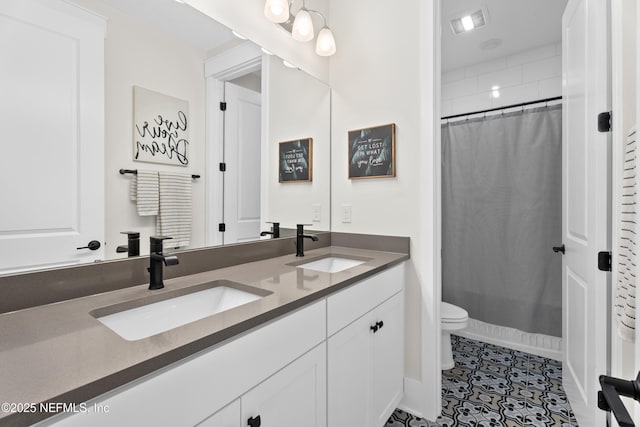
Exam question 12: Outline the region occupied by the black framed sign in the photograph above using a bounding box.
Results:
[348,123,396,179]
[279,138,313,182]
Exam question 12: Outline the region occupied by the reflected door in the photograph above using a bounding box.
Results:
[562,0,610,426]
[0,0,105,274]
[223,82,262,244]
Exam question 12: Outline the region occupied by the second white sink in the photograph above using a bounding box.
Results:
[93,282,269,341]
[295,256,367,273]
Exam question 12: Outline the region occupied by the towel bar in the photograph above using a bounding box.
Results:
[119,169,200,179]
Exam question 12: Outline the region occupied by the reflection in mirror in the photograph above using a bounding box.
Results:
[0,0,331,276]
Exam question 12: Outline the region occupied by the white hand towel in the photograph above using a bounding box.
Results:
[157,172,192,249]
[616,126,637,342]
[130,170,159,216]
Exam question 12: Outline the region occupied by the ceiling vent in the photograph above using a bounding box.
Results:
[450,9,487,35]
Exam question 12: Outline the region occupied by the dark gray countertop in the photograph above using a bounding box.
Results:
[0,245,408,426]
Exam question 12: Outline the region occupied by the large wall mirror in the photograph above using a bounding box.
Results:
[0,0,330,275]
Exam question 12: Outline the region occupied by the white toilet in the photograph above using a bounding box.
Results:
[441,301,469,370]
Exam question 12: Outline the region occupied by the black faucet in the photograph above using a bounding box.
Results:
[260,222,280,239]
[148,236,179,290]
[116,231,140,257]
[296,224,318,257]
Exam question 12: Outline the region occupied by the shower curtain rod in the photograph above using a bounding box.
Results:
[441,96,562,121]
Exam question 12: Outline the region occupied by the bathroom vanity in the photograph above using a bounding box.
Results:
[0,234,408,427]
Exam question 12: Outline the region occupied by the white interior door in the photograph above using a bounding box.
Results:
[562,0,611,426]
[223,82,262,244]
[0,0,105,274]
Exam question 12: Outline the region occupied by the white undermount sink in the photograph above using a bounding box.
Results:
[293,256,367,273]
[92,281,269,341]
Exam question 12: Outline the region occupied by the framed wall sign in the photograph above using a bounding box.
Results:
[279,138,313,182]
[133,86,190,166]
[348,123,396,179]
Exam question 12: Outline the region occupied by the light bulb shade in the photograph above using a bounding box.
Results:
[264,0,289,23]
[292,9,314,42]
[315,27,336,56]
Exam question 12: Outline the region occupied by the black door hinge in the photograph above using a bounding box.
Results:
[598,111,611,132]
[598,251,612,272]
[219,223,226,232]
[219,162,226,172]
[220,101,227,111]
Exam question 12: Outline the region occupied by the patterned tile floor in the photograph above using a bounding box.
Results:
[385,335,578,426]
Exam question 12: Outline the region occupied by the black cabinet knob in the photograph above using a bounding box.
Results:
[77,240,101,251]
[371,320,385,333]
[248,415,261,427]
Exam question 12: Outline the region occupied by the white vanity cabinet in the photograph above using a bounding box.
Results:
[327,264,405,427]
[199,343,326,427]
[198,400,240,427]
[240,343,326,427]
[38,262,405,427]
[41,301,326,427]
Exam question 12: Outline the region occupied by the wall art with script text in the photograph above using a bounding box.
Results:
[133,86,189,166]
[348,123,396,179]
[279,138,313,182]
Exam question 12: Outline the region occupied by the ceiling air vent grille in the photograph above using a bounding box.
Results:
[450,9,487,35]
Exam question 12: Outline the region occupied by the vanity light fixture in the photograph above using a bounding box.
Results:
[292,7,314,41]
[264,0,290,23]
[264,0,336,57]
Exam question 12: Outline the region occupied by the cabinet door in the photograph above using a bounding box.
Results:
[372,292,404,426]
[241,343,326,427]
[327,310,375,427]
[197,400,240,427]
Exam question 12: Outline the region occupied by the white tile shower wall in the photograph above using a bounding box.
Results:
[442,43,562,117]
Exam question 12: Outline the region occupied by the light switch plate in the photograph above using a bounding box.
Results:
[341,205,352,223]
[312,204,321,222]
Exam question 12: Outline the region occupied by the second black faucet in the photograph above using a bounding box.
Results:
[296,224,318,257]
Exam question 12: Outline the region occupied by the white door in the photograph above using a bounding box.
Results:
[0,0,105,274]
[562,1,611,426]
[223,82,262,244]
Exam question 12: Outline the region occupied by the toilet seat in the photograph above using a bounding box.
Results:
[441,301,468,322]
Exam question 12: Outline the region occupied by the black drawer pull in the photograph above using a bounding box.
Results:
[248,415,261,427]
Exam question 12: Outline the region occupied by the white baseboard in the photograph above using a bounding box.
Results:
[455,318,563,361]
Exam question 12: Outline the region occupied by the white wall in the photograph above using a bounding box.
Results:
[442,43,562,118]
[265,55,331,230]
[186,0,330,83]
[72,0,207,258]
[329,0,440,419]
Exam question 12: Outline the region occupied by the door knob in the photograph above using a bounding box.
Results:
[552,244,565,254]
[77,240,101,251]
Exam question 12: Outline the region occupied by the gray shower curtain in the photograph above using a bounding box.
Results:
[441,105,562,337]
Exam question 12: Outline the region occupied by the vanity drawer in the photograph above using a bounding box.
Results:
[327,263,404,336]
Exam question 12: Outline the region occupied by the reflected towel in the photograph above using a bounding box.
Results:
[616,126,637,342]
[157,172,192,249]
[130,170,159,216]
